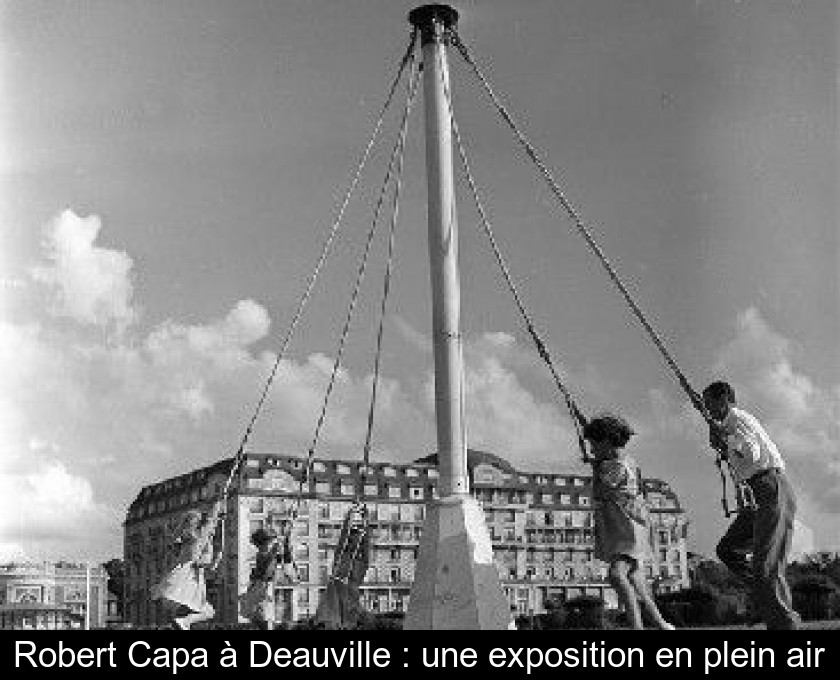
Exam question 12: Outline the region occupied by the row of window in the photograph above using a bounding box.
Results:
[247,458,593,489]
[474,489,591,508]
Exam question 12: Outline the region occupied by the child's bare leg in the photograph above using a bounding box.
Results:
[609,558,643,629]
[629,566,673,630]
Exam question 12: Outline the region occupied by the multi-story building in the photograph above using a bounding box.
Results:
[123,449,689,628]
[0,562,109,629]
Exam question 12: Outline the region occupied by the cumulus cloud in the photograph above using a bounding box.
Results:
[0,449,117,562]
[713,308,840,487]
[30,210,138,333]
[463,353,578,467]
[1,210,443,561]
[412,329,581,468]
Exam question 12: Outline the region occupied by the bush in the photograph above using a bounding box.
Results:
[564,596,608,629]
[792,576,840,621]
[656,586,745,627]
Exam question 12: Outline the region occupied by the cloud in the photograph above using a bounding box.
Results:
[412,330,581,469]
[641,307,840,552]
[1,210,443,562]
[30,210,138,333]
[713,308,840,498]
[392,315,432,353]
[463,352,578,467]
[0,449,117,562]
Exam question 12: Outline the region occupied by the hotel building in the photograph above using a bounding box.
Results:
[0,562,109,630]
[123,450,688,627]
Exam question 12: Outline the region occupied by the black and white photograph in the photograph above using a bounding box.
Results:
[1,0,837,635]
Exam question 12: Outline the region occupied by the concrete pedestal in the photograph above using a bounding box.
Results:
[404,494,513,630]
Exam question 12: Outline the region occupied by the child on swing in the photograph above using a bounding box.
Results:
[584,413,674,630]
[240,521,296,630]
[152,500,223,630]
[315,503,370,629]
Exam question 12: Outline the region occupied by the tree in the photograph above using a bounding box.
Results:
[103,558,125,616]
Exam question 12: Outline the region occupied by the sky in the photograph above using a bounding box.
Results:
[1,0,837,564]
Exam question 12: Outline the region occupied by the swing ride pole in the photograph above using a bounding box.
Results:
[405,4,511,631]
[414,3,468,498]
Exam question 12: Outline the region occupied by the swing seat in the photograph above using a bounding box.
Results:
[315,507,370,629]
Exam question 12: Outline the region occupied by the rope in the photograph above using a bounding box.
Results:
[297,50,422,510]
[451,30,709,423]
[207,28,418,539]
[451,30,755,512]
[358,62,418,501]
[434,28,588,460]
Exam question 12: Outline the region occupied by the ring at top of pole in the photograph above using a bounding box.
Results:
[408,4,459,44]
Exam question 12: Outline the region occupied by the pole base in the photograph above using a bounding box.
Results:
[404,494,513,630]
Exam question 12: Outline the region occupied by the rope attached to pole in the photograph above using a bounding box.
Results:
[434,28,588,461]
[359,60,418,500]
[298,48,422,512]
[451,30,751,512]
[210,28,419,550]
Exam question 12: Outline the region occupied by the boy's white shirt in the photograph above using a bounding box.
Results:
[721,406,785,483]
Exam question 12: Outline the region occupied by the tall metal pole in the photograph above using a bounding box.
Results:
[405,4,511,630]
[413,3,468,498]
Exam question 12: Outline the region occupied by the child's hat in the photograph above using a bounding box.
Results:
[583,412,635,445]
[251,526,277,546]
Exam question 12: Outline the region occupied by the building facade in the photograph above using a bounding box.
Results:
[0,562,109,630]
[123,450,689,627]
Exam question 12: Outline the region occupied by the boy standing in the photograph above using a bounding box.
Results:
[702,381,800,630]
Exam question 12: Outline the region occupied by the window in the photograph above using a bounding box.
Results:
[389,568,401,583]
[388,485,402,499]
[249,497,264,513]
[340,482,355,496]
[312,462,326,473]
[383,467,397,477]
[525,492,534,505]
[560,494,571,506]
[297,564,310,581]
[541,493,553,505]
[315,481,330,495]
[336,464,351,475]
[573,478,584,487]
[318,503,329,519]
[389,548,400,561]
[519,475,529,484]
[579,495,590,507]
[399,504,414,522]
[405,468,419,478]
[409,487,424,500]
[364,483,378,497]
[318,565,329,583]
[427,469,438,479]
[554,477,566,486]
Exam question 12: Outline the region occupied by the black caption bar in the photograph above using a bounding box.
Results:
[4,629,836,678]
